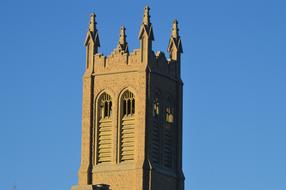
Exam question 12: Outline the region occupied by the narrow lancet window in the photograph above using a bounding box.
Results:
[166,107,174,123]
[152,95,161,165]
[119,90,135,162]
[96,92,112,164]
[153,97,160,118]
[163,97,175,169]
[122,90,135,117]
[100,93,112,119]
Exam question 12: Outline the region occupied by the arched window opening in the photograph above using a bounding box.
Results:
[96,92,113,164]
[166,107,174,123]
[153,97,160,118]
[122,90,135,117]
[151,93,161,166]
[100,93,112,119]
[119,90,135,162]
[163,97,175,169]
[165,97,174,124]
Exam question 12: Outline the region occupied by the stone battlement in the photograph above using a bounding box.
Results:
[84,6,182,80]
[92,49,141,75]
[73,6,184,190]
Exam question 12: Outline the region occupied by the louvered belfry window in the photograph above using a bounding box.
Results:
[163,97,174,169]
[152,97,161,165]
[97,92,112,164]
[119,90,135,162]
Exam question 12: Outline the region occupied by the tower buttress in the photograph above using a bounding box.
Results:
[138,6,154,64]
[78,13,101,187]
[168,20,183,77]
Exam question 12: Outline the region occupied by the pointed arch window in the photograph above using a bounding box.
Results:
[100,93,112,119]
[119,90,135,162]
[163,96,175,169]
[166,107,174,123]
[153,97,160,118]
[151,94,161,165]
[96,92,113,164]
[122,90,135,117]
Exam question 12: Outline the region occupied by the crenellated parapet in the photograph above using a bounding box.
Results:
[75,6,185,190]
[85,6,183,80]
[92,48,143,74]
[151,52,176,79]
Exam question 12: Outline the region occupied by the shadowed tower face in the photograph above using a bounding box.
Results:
[71,6,184,190]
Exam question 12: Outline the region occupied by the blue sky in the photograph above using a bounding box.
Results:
[0,0,286,190]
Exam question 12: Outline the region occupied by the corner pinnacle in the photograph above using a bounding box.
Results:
[117,26,128,53]
[119,26,127,45]
[85,12,100,48]
[89,13,96,33]
[168,19,183,54]
[172,19,179,38]
[143,5,151,25]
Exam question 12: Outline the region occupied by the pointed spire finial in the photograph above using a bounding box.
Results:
[138,5,154,40]
[117,26,128,53]
[172,19,179,38]
[119,26,126,45]
[143,5,151,25]
[168,19,183,56]
[138,5,154,63]
[89,13,96,33]
[85,12,100,48]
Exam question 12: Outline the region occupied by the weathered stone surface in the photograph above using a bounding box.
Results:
[71,6,184,190]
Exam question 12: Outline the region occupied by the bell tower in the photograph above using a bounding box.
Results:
[71,6,184,190]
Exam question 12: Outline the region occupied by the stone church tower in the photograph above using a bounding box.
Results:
[71,6,184,190]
